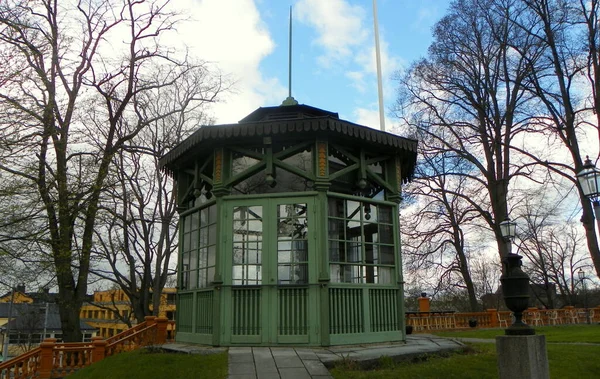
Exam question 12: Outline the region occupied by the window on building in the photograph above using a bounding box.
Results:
[180,203,217,289]
[328,197,395,284]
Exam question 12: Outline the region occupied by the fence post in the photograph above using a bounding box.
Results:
[155,317,169,345]
[91,337,107,363]
[144,315,157,326]
[487,309,498,327]
[38,338,57,379]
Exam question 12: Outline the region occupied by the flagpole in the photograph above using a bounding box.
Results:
[373,0,386,131]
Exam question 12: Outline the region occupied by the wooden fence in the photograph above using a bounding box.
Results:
[0,316,172,379]
[406,306,600,332]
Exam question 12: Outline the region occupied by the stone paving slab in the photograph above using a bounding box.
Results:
[163,334,466,379]
[274,356,304,368]
[279,367,312,379]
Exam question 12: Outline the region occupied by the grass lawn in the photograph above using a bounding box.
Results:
[330,343,600,379]
[433,324,600,343]
[331,325,600,379]
[68,349,228,379]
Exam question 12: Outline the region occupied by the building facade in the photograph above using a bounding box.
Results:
[80,288,176,338]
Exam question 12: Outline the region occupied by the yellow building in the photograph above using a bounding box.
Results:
[80,288,176,338]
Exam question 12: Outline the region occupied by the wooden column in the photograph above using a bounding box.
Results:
[38,338,57,379]
[91,337,107,363]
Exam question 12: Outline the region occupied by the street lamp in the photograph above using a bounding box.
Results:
[578,268,590,324]
[576,156,600,223]
[498,217,534,335]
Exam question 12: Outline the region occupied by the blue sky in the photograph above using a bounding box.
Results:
[175,0,452,128]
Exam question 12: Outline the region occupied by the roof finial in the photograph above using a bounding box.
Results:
[282,5,298,106]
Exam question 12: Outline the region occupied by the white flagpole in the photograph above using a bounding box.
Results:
[373,0,386,131]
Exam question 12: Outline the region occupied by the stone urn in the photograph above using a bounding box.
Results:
[500,253,535,335]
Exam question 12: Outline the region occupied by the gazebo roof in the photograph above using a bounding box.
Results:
[159,104,417,181]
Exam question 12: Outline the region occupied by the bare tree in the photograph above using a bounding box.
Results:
[518,201,592,307]
[401,152,484,311]
[0,0,222,341]
[396,0,542,266]
[91,67,220,322]
[506,0,600,277]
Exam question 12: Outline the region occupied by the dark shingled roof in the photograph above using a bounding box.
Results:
[0,303,96,332]
[159,104,417,181]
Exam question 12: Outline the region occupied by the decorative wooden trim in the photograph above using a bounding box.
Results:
[214,148,223,184]
[317,142,327,177]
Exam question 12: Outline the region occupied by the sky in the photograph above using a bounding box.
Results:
[174,0,452,129]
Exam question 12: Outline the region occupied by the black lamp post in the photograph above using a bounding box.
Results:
[576,156,600,228]
[578,268,590,324]
[499,218,535,335]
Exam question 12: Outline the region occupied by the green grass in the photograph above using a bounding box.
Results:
[330,343,600,379]
[68,349,228,379]
[331,325,600,378]
[433,324,600,343]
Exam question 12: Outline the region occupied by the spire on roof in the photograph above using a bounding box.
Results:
[281,6,298,106]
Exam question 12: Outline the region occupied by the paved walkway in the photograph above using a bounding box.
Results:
[162,334,464,379]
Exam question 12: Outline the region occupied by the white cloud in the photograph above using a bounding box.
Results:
[353,107,396,132]
[296,0,404,110]
[296,0,368,67]
[171,0,286,124]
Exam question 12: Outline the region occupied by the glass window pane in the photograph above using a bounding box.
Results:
[377,267,393,284]
[327,198,344,217]
[189,251,198,270]
[208,225,217,245]
[328,219,345,240]
[278,250,291,263]
[183,234,191,251]
[379,245,395,264]
[189,270,198,289]
[184,215,192,233]
[191,212,199,230]
[233,244,244,264]
[378,205,392,224]
[330,264,341,283]
[198,269,206,288]
[346,200,361,220]
[207,245,216,266]
[292,241,308,261]
[329,241,341,262]
[379,225,393,244]
[347,242,362,262]
[208,204,217,222]
[198,248,207,267]
[200,228,209,245]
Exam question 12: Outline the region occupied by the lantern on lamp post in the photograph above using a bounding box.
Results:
[577,156,600,232]
[499,218,535,335]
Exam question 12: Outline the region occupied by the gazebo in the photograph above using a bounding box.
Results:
[159,103,417,346]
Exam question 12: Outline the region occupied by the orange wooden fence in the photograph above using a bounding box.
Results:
[406,306,600,332]
[0,316,172,379]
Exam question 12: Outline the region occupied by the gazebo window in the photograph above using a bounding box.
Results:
[328,197,395,284]
[180,203,217,290]
[277,203,308,285]
[232,205,263,285]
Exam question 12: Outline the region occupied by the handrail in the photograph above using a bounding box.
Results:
[0,316,170,379]
[0,347,42,379]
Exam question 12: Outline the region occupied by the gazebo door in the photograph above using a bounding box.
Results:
[225,198,316,345]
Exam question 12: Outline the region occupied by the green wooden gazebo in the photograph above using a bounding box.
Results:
[159,103,417,346]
